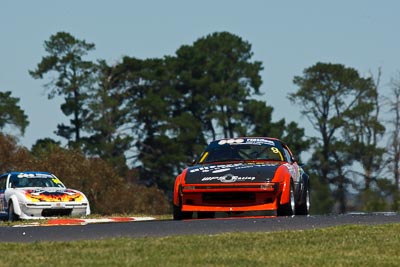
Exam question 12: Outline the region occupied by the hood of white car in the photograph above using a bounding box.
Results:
[14,188,86,202]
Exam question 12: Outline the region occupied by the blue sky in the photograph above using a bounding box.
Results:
[1,1,399,148]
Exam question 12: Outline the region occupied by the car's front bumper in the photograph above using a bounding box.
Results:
[18,201,90,219]
[180,182,282,212]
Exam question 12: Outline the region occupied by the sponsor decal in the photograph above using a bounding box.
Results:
[190,162,279,174]
[17,173,53,179]
[212,168,231,173]
[190,163,243,173]
[284,163,299,181]
[17,173,53,178]
[201,174,256,183]
[234,162,279,170]
[245,138,275,146]
[217,138,275,146]
[218,139,245,145]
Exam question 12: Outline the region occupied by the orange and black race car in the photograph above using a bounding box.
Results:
[173,137,310,219]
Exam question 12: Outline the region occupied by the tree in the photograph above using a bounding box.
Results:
[129,57,185,190]
[241,99,310,159]
[29,32,96,148]
[343,69,385,192]
[81,60,134,176]
[308,173,335,214]
[127,32,310,190]
[0,91,29,135]
[386,72,400,210]
[174,32,263,140]
[240,99,283,137]
[289,62,381,213]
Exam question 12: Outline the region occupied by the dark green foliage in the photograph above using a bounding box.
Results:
[29,32,96,147]
[241,100,310,159]
[240,99,281,136]
[0,91,29,135]
[81,60,133,176]
[281,121,312,159]
[308,173,335,214]
[30,138,62,156]
[128,32,310,190]
[290,62,385,213]
[353,174,398,212]
[174,32,263,140]
[386,74,400,196]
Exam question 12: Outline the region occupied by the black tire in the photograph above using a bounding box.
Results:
[296,181,310,215]
[277,179,295,216]
[197,212,215,219]
[173,203,193,220]
[7,201,19,222]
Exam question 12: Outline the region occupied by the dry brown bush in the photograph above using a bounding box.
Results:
[0,134,171,215]
[0,134,34,172]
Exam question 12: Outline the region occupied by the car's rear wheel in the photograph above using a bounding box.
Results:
[277,179,295,216]
[8,201,19,221]
[296,181,310,215]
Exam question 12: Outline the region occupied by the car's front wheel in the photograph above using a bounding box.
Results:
[277,179,295,216]
[7,201,19,221]
[173,203,192,220]
[197,212,215,219]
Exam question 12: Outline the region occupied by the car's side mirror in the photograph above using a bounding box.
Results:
[188,159,196,166]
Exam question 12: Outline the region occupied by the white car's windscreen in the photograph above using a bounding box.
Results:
[9,177,65,188]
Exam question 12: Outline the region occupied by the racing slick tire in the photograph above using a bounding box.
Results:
[173,204,193,220]
[7,201,19,222]
[277,179,295,216]
[296,181,310,215]
[197,212,215,219]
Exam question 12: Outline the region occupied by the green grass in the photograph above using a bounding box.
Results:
[1,223,400,266]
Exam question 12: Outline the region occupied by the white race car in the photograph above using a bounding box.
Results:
[0,171,90,221]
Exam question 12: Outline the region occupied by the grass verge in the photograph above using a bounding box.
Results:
[1,223,399,266]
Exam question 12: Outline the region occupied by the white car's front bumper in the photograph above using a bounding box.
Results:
[18,201,90,219]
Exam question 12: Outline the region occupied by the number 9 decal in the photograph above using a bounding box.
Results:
[271,147,283,161]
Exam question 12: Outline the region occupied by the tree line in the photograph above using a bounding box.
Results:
[1,31,400,214]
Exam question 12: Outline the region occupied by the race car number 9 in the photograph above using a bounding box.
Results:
[199,152,209,163]
[271,147,283,161]
[52,178,62,184]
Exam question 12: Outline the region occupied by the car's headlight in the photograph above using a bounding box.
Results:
[184,186,196,190]
[260,183,278,190]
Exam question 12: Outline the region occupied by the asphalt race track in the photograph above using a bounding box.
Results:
[1,213,400,243]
